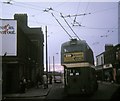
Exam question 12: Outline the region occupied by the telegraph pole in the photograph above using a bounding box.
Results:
[45,26,48,88]
[49,56,50,72]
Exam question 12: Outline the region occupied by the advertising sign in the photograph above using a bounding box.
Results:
[63,52,84,63]
[0,19,17,56]
[0,61,2,101]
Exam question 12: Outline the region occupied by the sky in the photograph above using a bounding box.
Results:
[0,0,120,72]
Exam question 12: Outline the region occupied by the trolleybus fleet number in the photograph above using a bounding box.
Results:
[63,52,84,62]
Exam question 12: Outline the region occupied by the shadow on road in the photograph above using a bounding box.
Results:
[110,86,120,101]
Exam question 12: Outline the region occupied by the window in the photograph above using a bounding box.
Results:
[68,69,80,76]
[76,73,79,75]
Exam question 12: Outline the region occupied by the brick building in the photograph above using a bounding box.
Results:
[2,14,44,93]
[96,44,120,83]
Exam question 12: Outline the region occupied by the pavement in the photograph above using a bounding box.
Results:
[98,80,120,87]
[2,84,52,100]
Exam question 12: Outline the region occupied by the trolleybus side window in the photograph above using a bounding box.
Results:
[63,45,83,53]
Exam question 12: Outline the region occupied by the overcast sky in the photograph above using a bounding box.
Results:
[0,0,120,71]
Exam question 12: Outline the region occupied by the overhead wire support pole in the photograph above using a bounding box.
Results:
[51,13,73,39]
[45,26,48,88]
[53,56,55,82]
[60,13,81,40]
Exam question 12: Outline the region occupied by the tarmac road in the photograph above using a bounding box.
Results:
[46,81,120,100]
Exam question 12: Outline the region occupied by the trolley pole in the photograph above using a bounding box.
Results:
[45,26,48,88]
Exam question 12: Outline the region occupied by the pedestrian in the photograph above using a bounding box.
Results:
[19,76,27,93]
[36,73,40,88]
[43,74,48,89]
[19,79,24,93]
[49,75,52,84]
[39,76,43,88]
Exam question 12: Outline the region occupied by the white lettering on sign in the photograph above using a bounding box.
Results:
[64,52,84,62]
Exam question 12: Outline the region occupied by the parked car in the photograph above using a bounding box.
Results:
[54,75,62,83]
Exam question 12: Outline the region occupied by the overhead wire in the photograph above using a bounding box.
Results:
[43,5,83,40]
[100,25,118,38]
[60,13,81,40]
[12,2,43,12]
[1,1,118,32]
[72,1,84,26]
[91,6,117,15]
[2,1,118,46]
[2,1,118,47]
[43,4,117,41]
[51,13,73,39]
[58,3,117,29]
[2,1,117,17]
[79,1,90,25]
[92,24,117,45]
[72,2,82,26]
[12,0,45,10]
[84,26,118,30]
[43,7,81,40]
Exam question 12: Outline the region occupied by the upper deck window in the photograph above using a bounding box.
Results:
[63,45,83,53]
